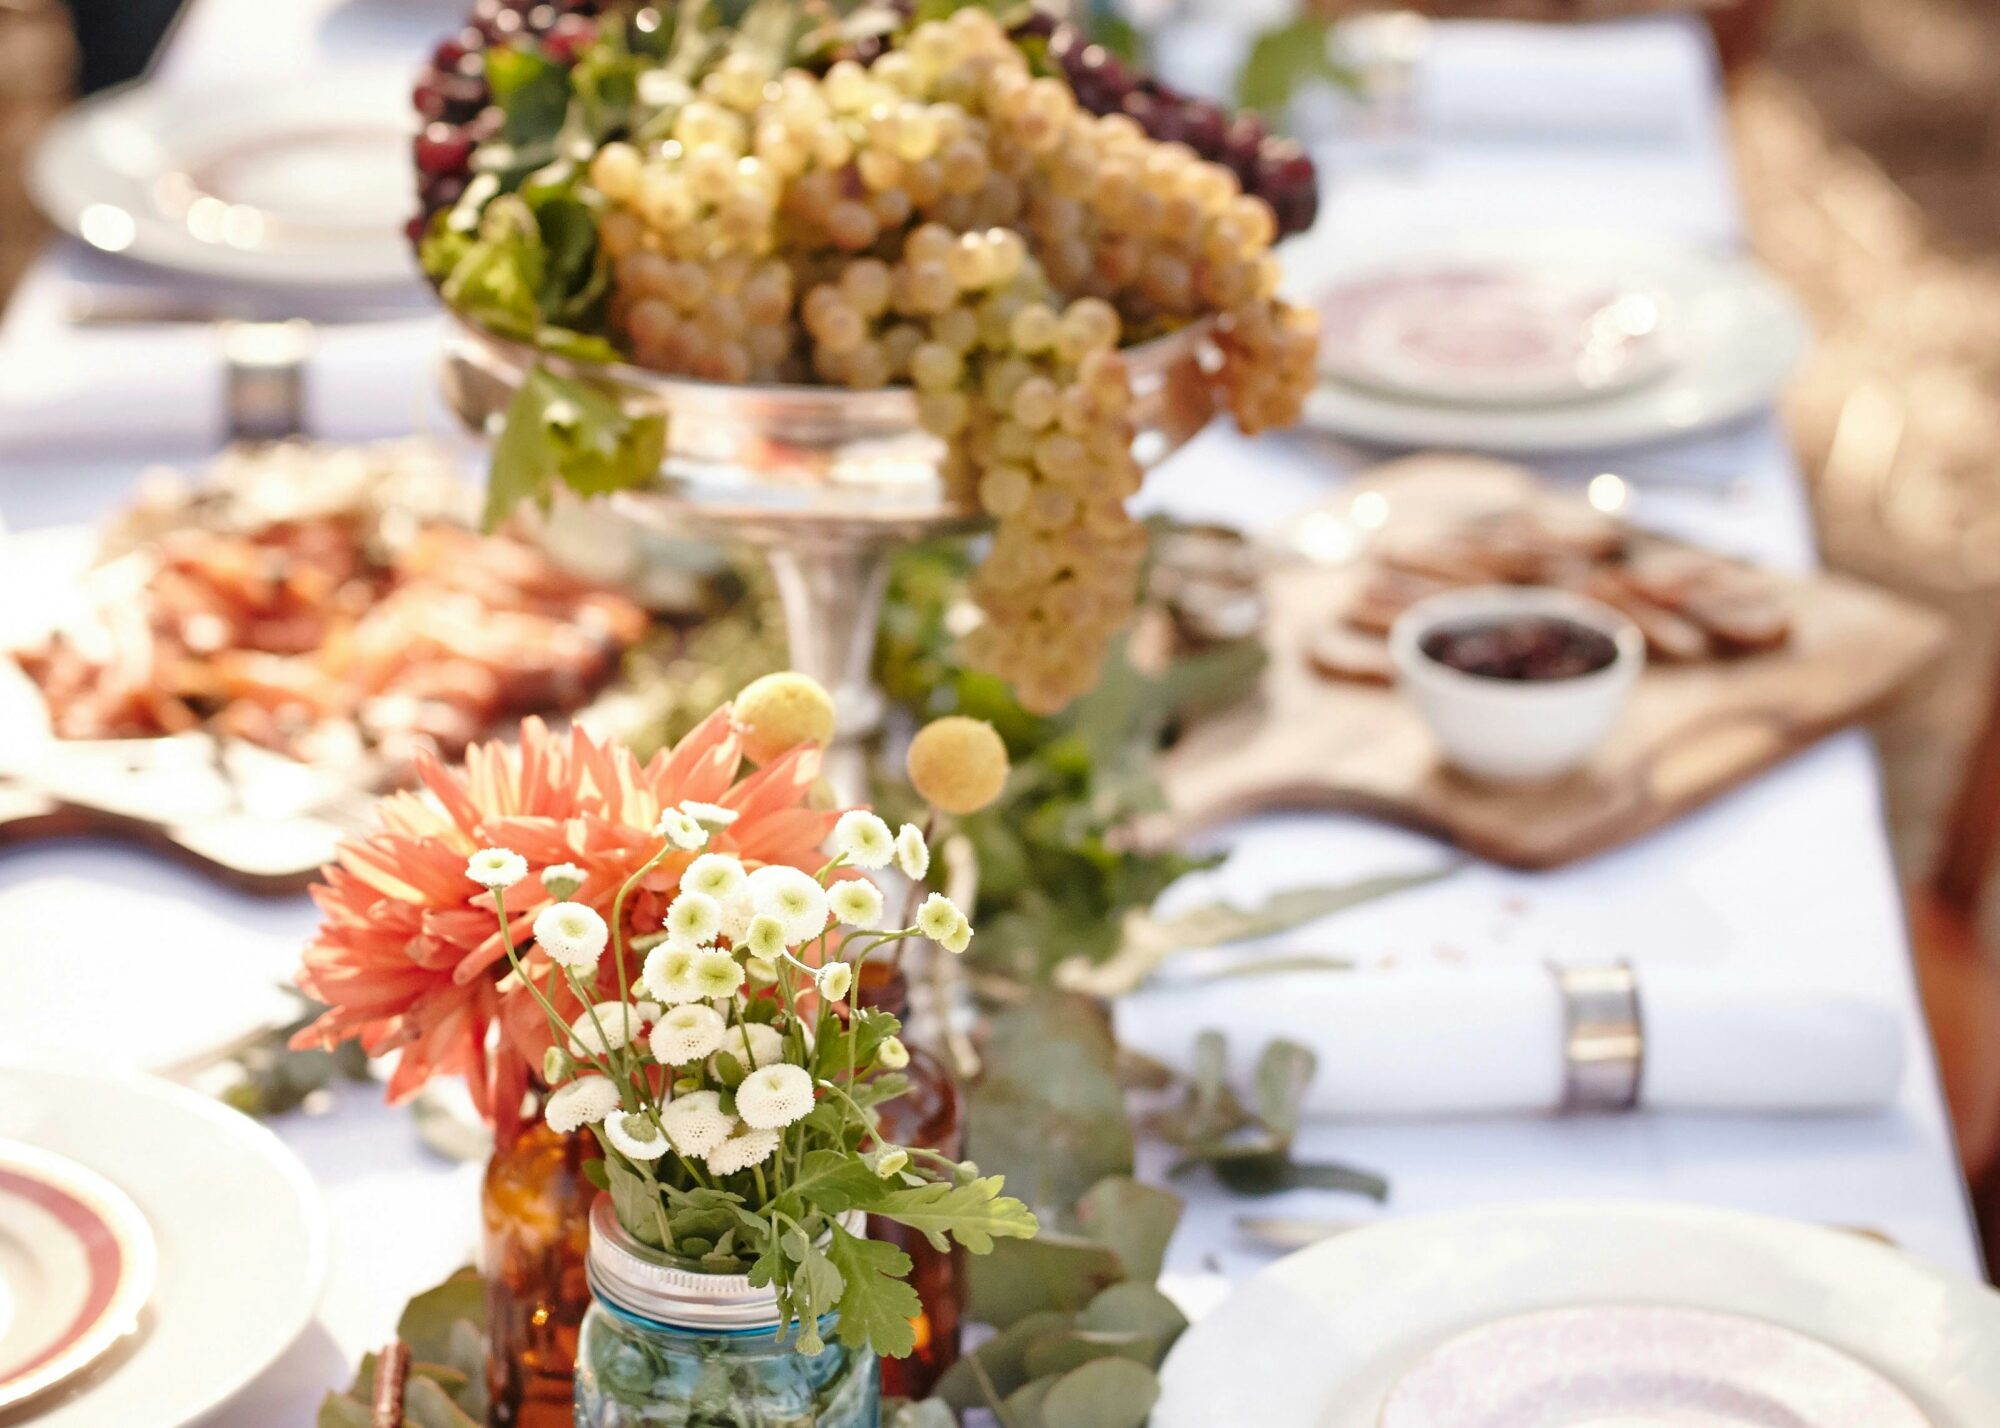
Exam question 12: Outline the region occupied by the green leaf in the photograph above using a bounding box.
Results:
[1074,1177,1181,1283]
[1253,1039,1317,1140]
[870,1175,1039,1254]
[485,44,572,147]
[885,1399,959,1428]
[779,1149,891,1219]
[934,1310,1074,1410]
[968,1233,1124,1329]
[967,997,1133,1208]
[1236,16,1352,119]
[605,1156,666,1247]
[582,1157,610,1191]
[403,1373,484,1428]
[1019,1327,1155,1381]
[1077,1283,1188,1369]
[826,1222,920,1359]
[396,1266,485,1362]
[484,365,666,530]
[315,1393,371,1428]
[1040,1357,1159,1428]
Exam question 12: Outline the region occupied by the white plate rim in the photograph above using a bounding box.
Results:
[26,68,419,290]
[0,1063,330,1427]
[1293,230,1812,453]
[1155,1197,2000,1428]
[0,1141,158,1410]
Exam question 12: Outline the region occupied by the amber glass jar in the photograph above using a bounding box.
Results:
[483,1106,594,1428]
[856,962,965,1399]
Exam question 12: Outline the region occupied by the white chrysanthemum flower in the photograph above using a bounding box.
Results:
[650,1004,726,1064]
[655,808,708,851]
[684,853,747,901]
[737,1062,817,1130]
[664,891,722,947]
[659,1090,733,1157]
[719,885,757,944]
[828,880,884,929]
[689,948,745,1000]
[634,999,662,1021]
[748,865,829,945]
[540,862,587,899]
[714,1022,786,1074]
[743,913,789,962]
[680,800,740,829]
[603,1110,669,1162]
[466,847,528,890]
[568,1001,646,1056]
[706,1127,781,1177]
[877,1035,910,1070]
[815,961,853,1003]
[874,1147,910,1178]
[916,892,964,942]
[894,824,929,880]
[640,943,701,1004]
[834,810,895,869]
[534,901,609,972]
[545,1076,619,1133]
[745,954,779,985]
[940,916,972,955]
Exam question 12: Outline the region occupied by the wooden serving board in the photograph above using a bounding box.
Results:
[1150,457,1949,870]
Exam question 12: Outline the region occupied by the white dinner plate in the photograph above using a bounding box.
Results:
[28,68,419,289]
[1296,232,1810,453]
[0,1143,155,1412]
[0,1066,327,1426]
[1155,1199,2000,1428]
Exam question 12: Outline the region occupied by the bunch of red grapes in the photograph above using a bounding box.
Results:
[409,0,605,239]
[1031,16,1317,238]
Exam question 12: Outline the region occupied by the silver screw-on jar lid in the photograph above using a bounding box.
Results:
[586,1195,864,1332]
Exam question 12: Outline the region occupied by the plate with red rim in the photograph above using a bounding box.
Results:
[0,1065,327,1427]
[0,1142,156,1412]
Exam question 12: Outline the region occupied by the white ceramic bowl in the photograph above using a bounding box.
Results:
[1389,586,1644,783]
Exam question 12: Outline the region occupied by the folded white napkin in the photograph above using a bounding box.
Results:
[1113,964,1906,1118]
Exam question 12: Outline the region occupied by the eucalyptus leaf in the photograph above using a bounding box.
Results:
[315,1393,372,1428]
[934,1309,1074,1410]
[1074,1177,1181,1283]
[1253,1039,1317,1139]
[403,1373,484,1428]
[1020,1326,1156,1381]
[968,1233,1126,1329]
[1039,1357,1160,1428]
[1076,1282,1189,1367]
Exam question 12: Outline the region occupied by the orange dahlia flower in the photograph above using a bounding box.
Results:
[291,708,839,1138]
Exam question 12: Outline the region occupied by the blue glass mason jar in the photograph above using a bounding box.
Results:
[575,1198,880,1427]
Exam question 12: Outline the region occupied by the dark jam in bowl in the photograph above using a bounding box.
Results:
[1420,615,1619,682]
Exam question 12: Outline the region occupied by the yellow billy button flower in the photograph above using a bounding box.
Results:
[732,672,836,765]
[905,716,1009,815]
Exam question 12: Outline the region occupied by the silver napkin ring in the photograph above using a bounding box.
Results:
[1555,962,1643,1111]
[222,320,314,443]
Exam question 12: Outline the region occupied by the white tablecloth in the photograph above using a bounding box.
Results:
[0,6,1980,1423]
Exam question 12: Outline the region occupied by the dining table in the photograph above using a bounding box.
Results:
[0,0,1983,1421]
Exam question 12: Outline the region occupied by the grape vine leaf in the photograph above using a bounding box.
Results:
[826,1221,920,1358]
[484,365,666,530]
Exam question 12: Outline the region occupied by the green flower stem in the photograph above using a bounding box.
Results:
[489,887,612,1084]
[608,838,675,1017]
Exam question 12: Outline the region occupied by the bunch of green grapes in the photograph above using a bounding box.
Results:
[583,10,1315,713]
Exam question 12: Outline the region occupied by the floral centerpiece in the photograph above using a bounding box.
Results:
[293,673,1034,1424]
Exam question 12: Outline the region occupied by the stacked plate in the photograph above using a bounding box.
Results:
[1300,231,1811,453]
[0,1066,326,1425]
